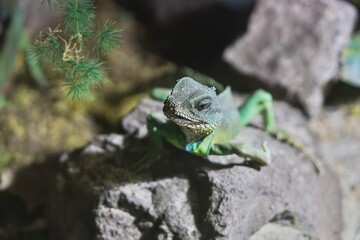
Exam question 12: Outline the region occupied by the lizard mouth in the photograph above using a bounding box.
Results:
[163,104,200,125]
[163,104,217,135]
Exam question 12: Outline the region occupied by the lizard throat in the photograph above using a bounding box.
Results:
[163,106,220,141]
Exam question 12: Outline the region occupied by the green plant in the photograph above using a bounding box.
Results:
[341,32,360,87]
[0,151,13,171]
[27,0,122,100]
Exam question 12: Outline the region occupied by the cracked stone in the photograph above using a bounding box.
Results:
[50,98,342,240]
[224,0,357,116]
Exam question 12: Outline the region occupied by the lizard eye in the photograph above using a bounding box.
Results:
[196,102,211,111]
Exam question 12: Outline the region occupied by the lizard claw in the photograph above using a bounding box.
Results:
[261,141,272,165]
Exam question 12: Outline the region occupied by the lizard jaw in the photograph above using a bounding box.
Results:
[163,106,201,125]
[163,105,218,135]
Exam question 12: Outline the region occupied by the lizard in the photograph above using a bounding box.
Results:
[140,77,322,173]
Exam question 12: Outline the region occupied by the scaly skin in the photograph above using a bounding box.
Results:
[144,77,322,173]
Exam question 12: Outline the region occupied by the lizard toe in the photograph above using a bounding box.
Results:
[261,141,272,164]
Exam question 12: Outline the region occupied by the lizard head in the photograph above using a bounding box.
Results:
[163,77,223,139]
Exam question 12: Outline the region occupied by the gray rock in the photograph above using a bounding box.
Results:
[249,222,312,240]
[198,131,338,239]
[311,108,360,240]
[93,178,199,240]
[122,99,163,138]
[224,0,357,117]
[50,98,342,240]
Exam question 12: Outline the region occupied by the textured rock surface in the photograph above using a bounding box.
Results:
[249,223,312,240]
[224,0,357,116]
[50,98,342,240]
[311,107,360,240]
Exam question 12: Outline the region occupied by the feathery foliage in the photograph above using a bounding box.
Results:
[62,0,95,33]
[95,20,122,56]
[28,0,122,100]
[27,43,49,66]
[40,0,58,8]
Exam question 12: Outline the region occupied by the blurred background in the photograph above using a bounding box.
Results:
[0,0,360,239]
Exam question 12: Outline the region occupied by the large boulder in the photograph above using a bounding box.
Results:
[311,107,360,240]
[224,0,357,116]
[50,98,342,240]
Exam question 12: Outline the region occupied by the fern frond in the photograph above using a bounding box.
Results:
[64,81,94,100]
[47,35,63,63]
[95,20,122,56]
[53,63,72,79]
[26,43,49,66]
[62,0,95,33]
[80,59,108,83]
[60,60,108,100]
[31,0,121,100]
[40,0,58,8]
[78,26,94,48]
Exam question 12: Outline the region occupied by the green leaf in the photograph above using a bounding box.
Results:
[79,59,108,83]
[95,20,122,56]
[62,0,96,33]
[78,26,95,48]
[341,32,360,87]
[53,63,72,80]
[343,33,360,58]
[0,95,6,109]
[47,35,63,63]
[40,0,58,8]
[0,151,13,170]
[60,59,108,100]
[30,0,119,100]
[64,81,95,100]
[26,43,49,66]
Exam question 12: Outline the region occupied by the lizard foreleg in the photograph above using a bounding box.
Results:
[238,90,322,173]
